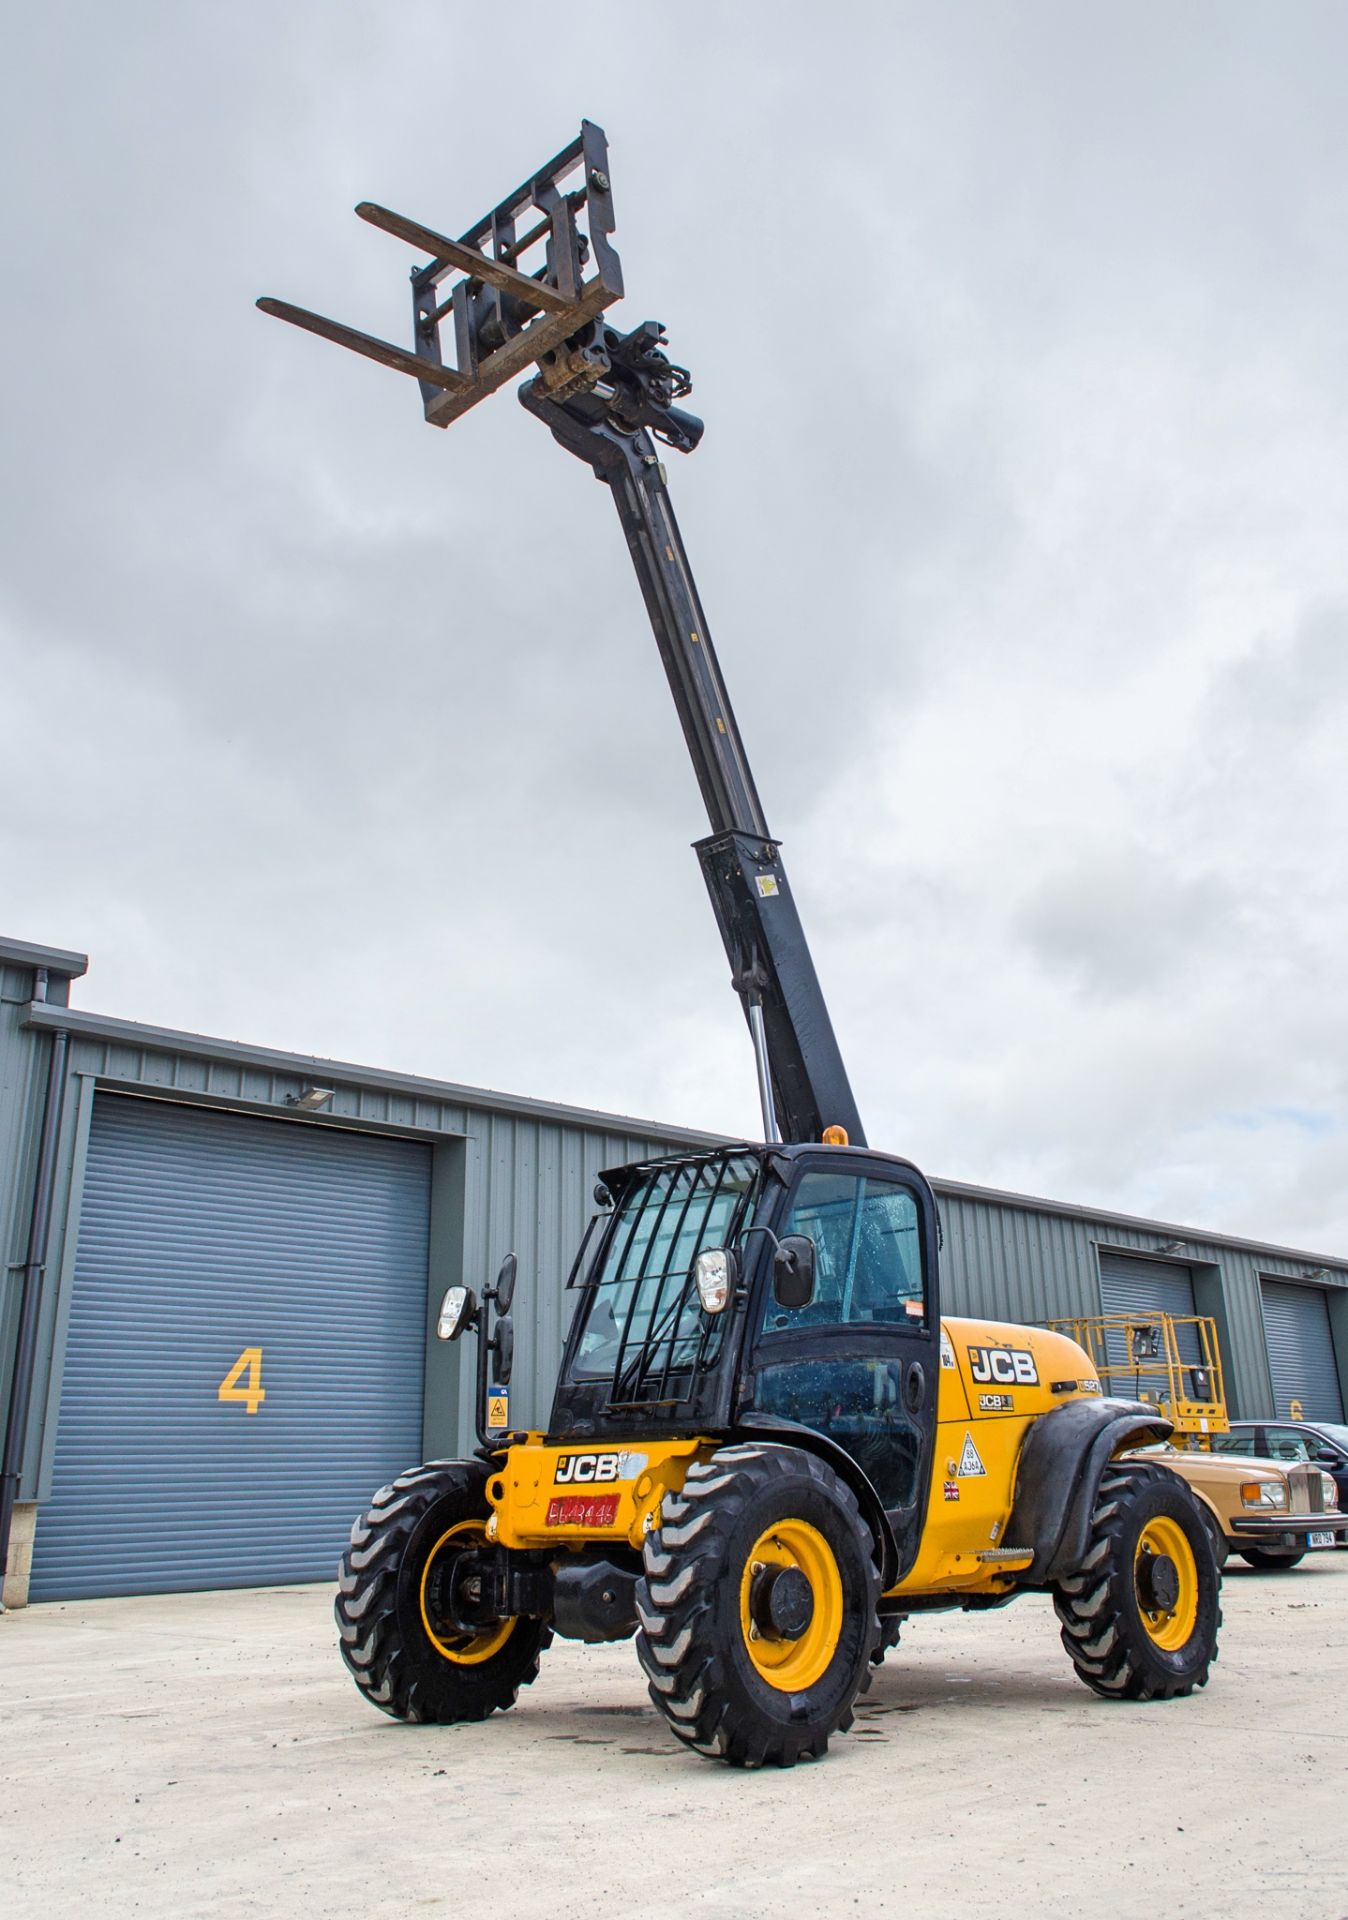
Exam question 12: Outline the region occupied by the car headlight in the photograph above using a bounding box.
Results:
[1240,1480,1288,1509]
[1321,1471,1340,1511]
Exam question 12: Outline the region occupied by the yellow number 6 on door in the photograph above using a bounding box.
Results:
[218,1347,265,1415]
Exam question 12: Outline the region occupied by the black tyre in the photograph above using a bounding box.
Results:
[1053,1461,1221,1701]
[871,1614,905,1666]
[1237,1547,1305,1571]
[635,1444,880,1767]
[336,1461,550,1723]
[1196,1503,1230,1574]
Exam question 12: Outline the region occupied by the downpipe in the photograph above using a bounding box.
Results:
[0,1027,69,1606]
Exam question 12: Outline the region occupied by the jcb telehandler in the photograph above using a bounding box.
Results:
[260,122,1221,1766]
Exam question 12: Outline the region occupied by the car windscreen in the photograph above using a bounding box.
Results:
[572,1152,761,1386]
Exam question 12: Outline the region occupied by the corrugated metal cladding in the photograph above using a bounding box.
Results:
[29,1095,431,1600]
[1260,1281,1345,1422]
[1098,1253,1201,1365]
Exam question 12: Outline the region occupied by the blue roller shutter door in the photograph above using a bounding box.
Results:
[1260,1280,1345,1422]
[1097,1253,1201,1370]
[1098,1251,1205,1405]
[30,1095,431,1600]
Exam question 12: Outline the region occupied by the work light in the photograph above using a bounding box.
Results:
[694,1248,735,1314]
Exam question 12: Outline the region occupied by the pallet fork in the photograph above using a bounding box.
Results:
[259,121,623,430]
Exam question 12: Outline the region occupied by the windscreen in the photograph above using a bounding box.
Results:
[573,1152,761,1399]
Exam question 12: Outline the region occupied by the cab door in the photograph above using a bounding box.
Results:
[738,1157,939,1578]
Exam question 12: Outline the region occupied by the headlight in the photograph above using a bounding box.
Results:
[1321,1472,1340,1511]
[1240,1480,1288,1509]
[693,1247,736,1314]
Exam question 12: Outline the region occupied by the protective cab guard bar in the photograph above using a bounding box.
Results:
[257,120,623,428]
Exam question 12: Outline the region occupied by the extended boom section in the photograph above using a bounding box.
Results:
[519,336,865,1147]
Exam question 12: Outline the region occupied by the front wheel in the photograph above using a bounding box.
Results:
[1053,1461,1221,1701]
[336,1461,550,1722]
[635,1445,880,1767]
[1237,1547,1304,1571]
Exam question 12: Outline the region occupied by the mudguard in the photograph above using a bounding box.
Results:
[1008,1398,1173,1585]
[732,1414,901,1589]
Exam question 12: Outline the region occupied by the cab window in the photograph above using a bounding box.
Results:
[1208,1431,1257,1456]
[762,1171,924,1334]
[1264,1427,1313,1463]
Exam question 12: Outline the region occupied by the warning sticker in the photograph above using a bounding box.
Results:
[958,1432,987,1478]
[755,875,780,898]
[487,1389,510,1430]
[939,1330,957,1370]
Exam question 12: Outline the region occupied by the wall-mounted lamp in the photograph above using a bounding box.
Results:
[287,1085,336,1112]
[1157,1239,1187,1256]
[1301,1266,1329,1282]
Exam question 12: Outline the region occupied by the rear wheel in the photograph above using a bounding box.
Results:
[336,1461,550,1722]
[1053,1461,1221,1700]
[1237,1547,1305,1571]
[635,1445,880,1767]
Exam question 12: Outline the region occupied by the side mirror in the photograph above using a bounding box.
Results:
[693,1247,737,1314]
[495,1251,518,1315]
[773,1235,816,1311]
[1312,1445,1343,1467]
[436,1284,477,1342]
[491,1314,514,1385]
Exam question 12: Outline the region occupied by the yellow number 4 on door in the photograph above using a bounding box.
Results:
[218,1346,266,1415]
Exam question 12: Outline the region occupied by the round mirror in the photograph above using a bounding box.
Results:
[494,1251,518,1315]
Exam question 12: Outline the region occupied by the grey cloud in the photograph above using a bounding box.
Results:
[1014,850,1240,998]
[5,1,1348,1244]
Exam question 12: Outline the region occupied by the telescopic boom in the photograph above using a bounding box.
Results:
[258,120,865,1148]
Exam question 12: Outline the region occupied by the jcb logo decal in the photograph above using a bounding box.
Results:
[968,1346,1039,1387]
[555,1452,622,1485]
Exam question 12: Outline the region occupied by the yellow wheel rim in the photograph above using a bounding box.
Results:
[738,1518,844,1693]
[1134,1515,1199,1651]
[419,1519,516,1665]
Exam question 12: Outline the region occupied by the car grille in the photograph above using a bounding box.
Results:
[1286,1464,1325,1515]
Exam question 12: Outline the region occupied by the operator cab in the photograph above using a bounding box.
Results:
[551,1141,941,1577]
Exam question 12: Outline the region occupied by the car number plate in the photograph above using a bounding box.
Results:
[1307,1530,1336,1549]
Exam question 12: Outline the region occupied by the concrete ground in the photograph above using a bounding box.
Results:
[2,1557,1345,1920]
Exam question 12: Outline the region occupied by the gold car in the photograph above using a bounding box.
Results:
[1128,1442,1348,1570]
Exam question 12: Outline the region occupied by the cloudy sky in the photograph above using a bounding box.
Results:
[4,4,1347,1250]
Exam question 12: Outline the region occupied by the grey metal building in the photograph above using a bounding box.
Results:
[3,932,1346,1605]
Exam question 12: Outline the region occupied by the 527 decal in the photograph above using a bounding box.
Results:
[218,1346,266,1415]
